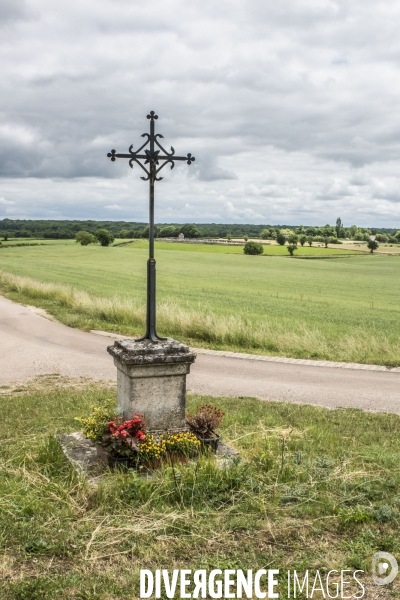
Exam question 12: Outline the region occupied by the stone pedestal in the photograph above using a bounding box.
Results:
[107,338,196,430]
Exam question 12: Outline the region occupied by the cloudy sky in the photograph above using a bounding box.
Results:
[1,0,400,227]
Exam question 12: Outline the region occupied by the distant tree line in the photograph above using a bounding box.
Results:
[260,223,400,244]
[0,218,399,243]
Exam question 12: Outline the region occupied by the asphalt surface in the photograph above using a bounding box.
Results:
[0,294,399,413]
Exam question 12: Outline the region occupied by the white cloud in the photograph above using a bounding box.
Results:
[0,0,400,226]
[0,197,16,205]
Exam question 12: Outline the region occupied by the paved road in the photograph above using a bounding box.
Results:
[0,295,399,413]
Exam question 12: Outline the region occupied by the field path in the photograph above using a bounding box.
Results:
[1,294,399,413]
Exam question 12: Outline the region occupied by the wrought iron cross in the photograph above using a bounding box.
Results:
[107,111,195,342]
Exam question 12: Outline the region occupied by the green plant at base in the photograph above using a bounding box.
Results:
[75,399,116,443]
[287,244,297,256]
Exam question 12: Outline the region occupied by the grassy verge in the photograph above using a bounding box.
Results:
[1,265,399,366]
[1,380,400,598]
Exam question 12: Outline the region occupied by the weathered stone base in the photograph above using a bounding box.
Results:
[107,338,196,430]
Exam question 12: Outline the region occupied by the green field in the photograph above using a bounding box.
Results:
[0,242,399,365]
[2,380,400,598]
[129,240,364,255]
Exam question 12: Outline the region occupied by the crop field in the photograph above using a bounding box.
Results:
[1,380,400,598]
[0,242,399,365]
[0,238,76,246]
[129,240,364,256]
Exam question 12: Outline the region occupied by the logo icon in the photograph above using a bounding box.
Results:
[372,552,398,585]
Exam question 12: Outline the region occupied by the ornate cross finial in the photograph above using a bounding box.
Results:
[107,111,195,181]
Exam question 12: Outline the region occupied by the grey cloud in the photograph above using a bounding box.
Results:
[197,166,238,182]
[0,0,400,226]
[0,0,30,25]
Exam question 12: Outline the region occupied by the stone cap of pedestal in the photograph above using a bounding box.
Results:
[107,337,196,366]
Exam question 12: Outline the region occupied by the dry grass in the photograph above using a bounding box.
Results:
[1,269,399,366]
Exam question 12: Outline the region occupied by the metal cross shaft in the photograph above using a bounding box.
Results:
[107,111,195,342]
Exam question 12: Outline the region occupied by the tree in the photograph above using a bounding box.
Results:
[335,218,342,238]
[227,233,232,241]
[288,233,298,245]
[348,225,358,239]
[299,235,307,247]
[287,244,297,256]
[323,236,329,248]
[244,235,249,242]
[306,236,313,247]
[95,228,115,246]
[322,225,335,238]
[375,233,388,243]
[159,225,177,238]
[141,225,160,238]
[180,224,201,238]
[243,241,264,255]
[75,230,97,246]
[367,240,379,253]
[119,228,133,239]
[260,228,270,239]
[395,230,400,241]
[276,232,286,246]
[2,232,8,241]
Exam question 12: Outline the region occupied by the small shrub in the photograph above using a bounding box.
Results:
[243,241,263,255]
[186,404,225,438]
[95,228,115,247]
[75,231,97,246]
[276,233,286,246]
[287,244,297,256]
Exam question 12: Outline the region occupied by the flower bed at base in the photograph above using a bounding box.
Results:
[74,400,225,471]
